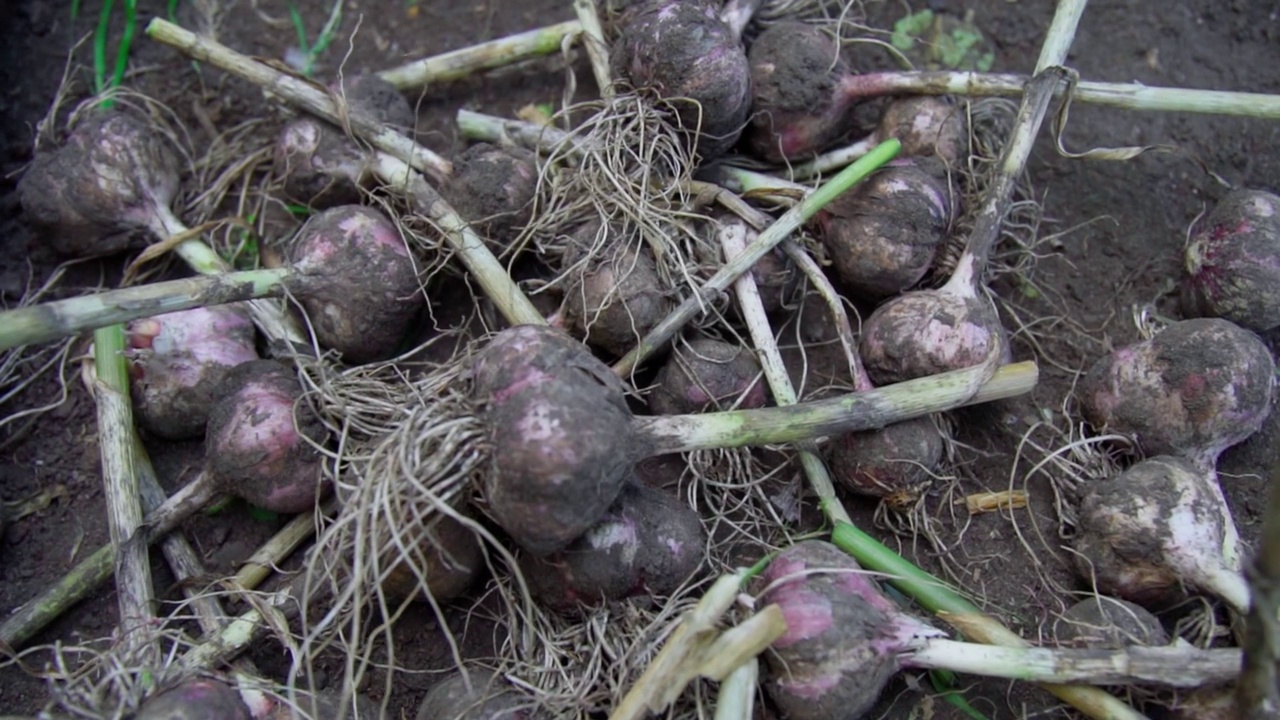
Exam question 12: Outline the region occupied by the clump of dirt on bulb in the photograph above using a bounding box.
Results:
[443,142,539,254]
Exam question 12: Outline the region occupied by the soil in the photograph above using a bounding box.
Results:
[1,1,1279,719]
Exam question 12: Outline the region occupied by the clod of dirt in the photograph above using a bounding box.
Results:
[415,669,543,720]
[649,337,768,414]
[519,481,706,614]
[472,325,636,555]
[1079,318,1275,464]
[443,142,538,253]
[134,677,251,720]
[1072,455,1247,613]
[274,74,415,207]
[379,510,485,605]
[205,360,329,514]
[756,540,944,720]
[330,74,416,129]
[1052,596,1169,649]
[1182,188,1280,333]
[127,305,259,440]
[824,415,943,503]
[744,22,856,163]
[611,0,753,160]
[816,161,954,301]
[19,109,179,257]
[559,223,676,357]
[286,205,425,365]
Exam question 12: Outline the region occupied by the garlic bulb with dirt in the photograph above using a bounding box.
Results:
[558,221,676,358]
[519,481,706,614]
[1181,188,1280,333]
[649,337,768,414]
[286,205,425,365]
[274,74,415,207]
[19,109,181,257]
[611,0,754,160]
[1078,317,1275,465]
[205,360,329,514]
[757,540,945,720]
[1072,455,1249,614]
[816,160,954,301]
[744,21,860,163]
[1052,596,1169,649]
[442,142,539,253]
[127,304,259,440]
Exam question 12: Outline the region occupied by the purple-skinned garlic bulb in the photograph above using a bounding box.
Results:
[757,540,944,720]
[1181,188,1280,333]
[127,304,259,440]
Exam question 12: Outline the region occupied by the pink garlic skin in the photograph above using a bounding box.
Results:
[759,540,944,720]
[1079,318,1275,463]
[520,481,706,614]
[19,110,180,257]
[858,291,1009,386]
[127,305,259,440]
[471,324,628,408]
[134,678,251,720]
[1182,189,1280,333]
[205,361,328,514]
[287,205,425,364]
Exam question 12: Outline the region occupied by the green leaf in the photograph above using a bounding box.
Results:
[930,670,990,719]
[891,9,934,51]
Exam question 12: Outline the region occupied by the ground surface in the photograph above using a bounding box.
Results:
[1,0,1278,718]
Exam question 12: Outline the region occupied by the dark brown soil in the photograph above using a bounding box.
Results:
[2,1,1279,719]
